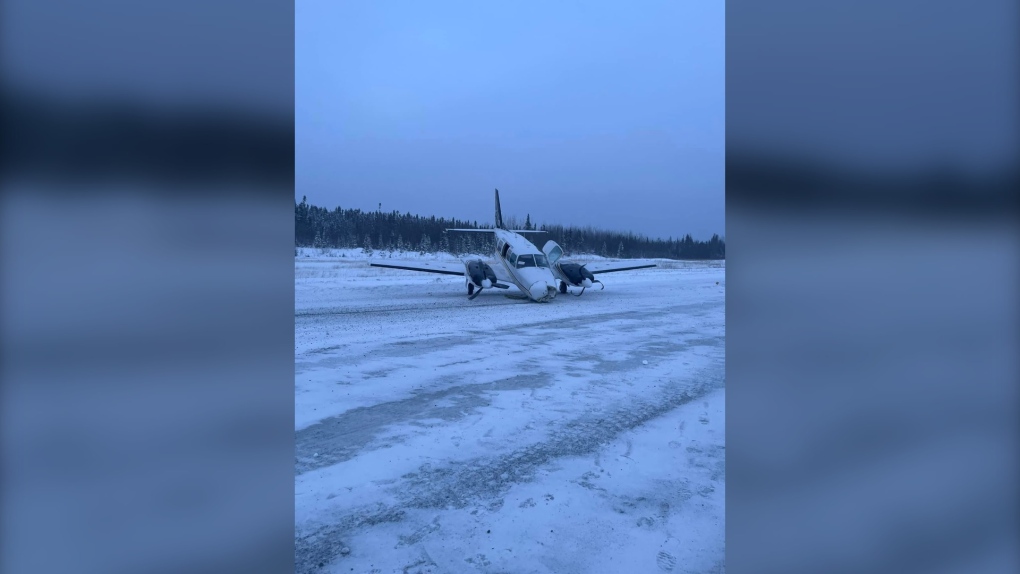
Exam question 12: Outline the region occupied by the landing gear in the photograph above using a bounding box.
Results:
[467,283,474,296]
[559,281,567,294]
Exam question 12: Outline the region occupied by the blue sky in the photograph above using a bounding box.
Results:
[297,1,724,240]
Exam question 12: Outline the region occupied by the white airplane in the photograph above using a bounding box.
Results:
[369,190,656,302]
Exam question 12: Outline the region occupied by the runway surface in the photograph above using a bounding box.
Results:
[295,253,725,573]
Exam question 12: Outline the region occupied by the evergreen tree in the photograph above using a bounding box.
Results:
[294,199,723,260]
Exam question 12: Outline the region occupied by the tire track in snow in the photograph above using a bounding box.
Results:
[295,372,553,475]
[294,367,722,573]
[294,306,721,474]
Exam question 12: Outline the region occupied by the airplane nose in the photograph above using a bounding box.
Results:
[534,281,558,303]
[581,278,592,288]
[482,279,492,289]
[529,281,552,301]
[529,282,544,300]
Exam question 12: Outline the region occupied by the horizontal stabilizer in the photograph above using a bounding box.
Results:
[446,228,546,234]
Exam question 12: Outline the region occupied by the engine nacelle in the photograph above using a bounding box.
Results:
[466,259,498,288]
[557,262,596,286]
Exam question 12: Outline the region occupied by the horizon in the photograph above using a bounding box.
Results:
[297,194,723,243]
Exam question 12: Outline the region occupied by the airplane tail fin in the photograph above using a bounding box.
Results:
[494,189,505,229]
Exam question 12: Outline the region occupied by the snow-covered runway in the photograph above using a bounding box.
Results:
[295,252,725,573]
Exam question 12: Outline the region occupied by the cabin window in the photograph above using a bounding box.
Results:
[501,242,510,258]
[534,254,549,268]
[507,250,517,266]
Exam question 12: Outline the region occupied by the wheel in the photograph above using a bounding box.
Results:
[467,283,475,295]
[559,281,567,294]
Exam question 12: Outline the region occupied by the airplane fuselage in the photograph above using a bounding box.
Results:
[491,229,559,302]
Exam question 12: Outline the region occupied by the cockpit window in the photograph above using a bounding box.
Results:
[515,254,550,268]
[516,255,536,268]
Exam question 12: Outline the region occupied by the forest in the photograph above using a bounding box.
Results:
[295,197,724,260]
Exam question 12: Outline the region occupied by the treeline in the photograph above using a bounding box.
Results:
[295,197,724,260]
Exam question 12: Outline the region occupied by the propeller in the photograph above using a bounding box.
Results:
[571,281,604,297]
[572,264,604,296]
[468,281,510,300]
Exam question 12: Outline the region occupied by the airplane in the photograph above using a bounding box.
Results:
[369,190,656,302]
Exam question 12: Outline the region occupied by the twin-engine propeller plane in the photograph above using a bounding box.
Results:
[369,190,656,302]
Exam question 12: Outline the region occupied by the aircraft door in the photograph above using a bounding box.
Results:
[541,241,563,266]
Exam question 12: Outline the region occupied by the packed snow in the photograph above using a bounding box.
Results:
[295,251,725,573]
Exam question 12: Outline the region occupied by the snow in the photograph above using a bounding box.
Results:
[295,255,725,573]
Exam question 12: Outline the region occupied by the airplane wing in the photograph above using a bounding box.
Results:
[369,261,464,276]
[369,259,515,283]
[583,262,657,274]
[486,261,513,283]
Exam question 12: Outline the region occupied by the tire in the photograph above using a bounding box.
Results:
[559,281,568,294]
[467,283,475,295]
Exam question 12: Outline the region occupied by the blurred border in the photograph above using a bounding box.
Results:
[3,1,1019,574]
[726,1,1019,573]
[2,2,296,574]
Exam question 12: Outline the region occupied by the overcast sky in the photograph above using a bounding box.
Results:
[297,1,724,240]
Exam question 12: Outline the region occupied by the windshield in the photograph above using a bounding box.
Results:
[515,254,550,269]
[516,255,536,268]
